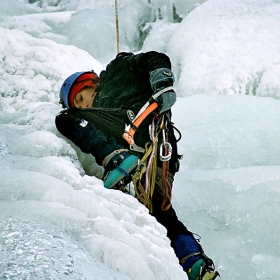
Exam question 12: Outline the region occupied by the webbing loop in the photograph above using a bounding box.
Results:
[159,120,173,211]
[180,252,201,264]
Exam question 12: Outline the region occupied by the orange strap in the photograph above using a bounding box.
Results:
[123,102,158,145]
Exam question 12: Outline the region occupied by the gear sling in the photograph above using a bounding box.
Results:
[122,86,178,213]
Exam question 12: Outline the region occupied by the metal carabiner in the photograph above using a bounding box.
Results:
[159,142,172,162]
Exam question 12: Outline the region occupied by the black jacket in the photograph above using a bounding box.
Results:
[96,51,179,170]
[94,51,172,113]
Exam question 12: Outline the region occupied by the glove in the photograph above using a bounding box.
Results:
[149,68,176,113]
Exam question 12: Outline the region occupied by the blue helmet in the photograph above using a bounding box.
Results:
[59,71,97,108]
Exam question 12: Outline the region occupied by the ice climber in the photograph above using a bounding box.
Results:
[55,51,220,280]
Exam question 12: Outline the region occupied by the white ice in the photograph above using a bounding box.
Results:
[0,0,280,279]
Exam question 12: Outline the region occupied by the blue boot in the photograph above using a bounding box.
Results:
[103,149,138,189]
[173,234,219,280]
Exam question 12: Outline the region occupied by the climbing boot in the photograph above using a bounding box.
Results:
[187,258,220,280]
[103,149,138,189]
[173,234,219,280]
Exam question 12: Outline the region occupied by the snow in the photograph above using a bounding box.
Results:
[1,0,280,279]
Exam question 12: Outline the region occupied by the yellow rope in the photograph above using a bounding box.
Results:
[132,125,161,213]
[133,143,152,208]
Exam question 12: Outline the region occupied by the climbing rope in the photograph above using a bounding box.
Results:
[114,0,120,53]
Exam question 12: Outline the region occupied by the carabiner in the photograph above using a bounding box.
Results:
[159,142,172,161]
